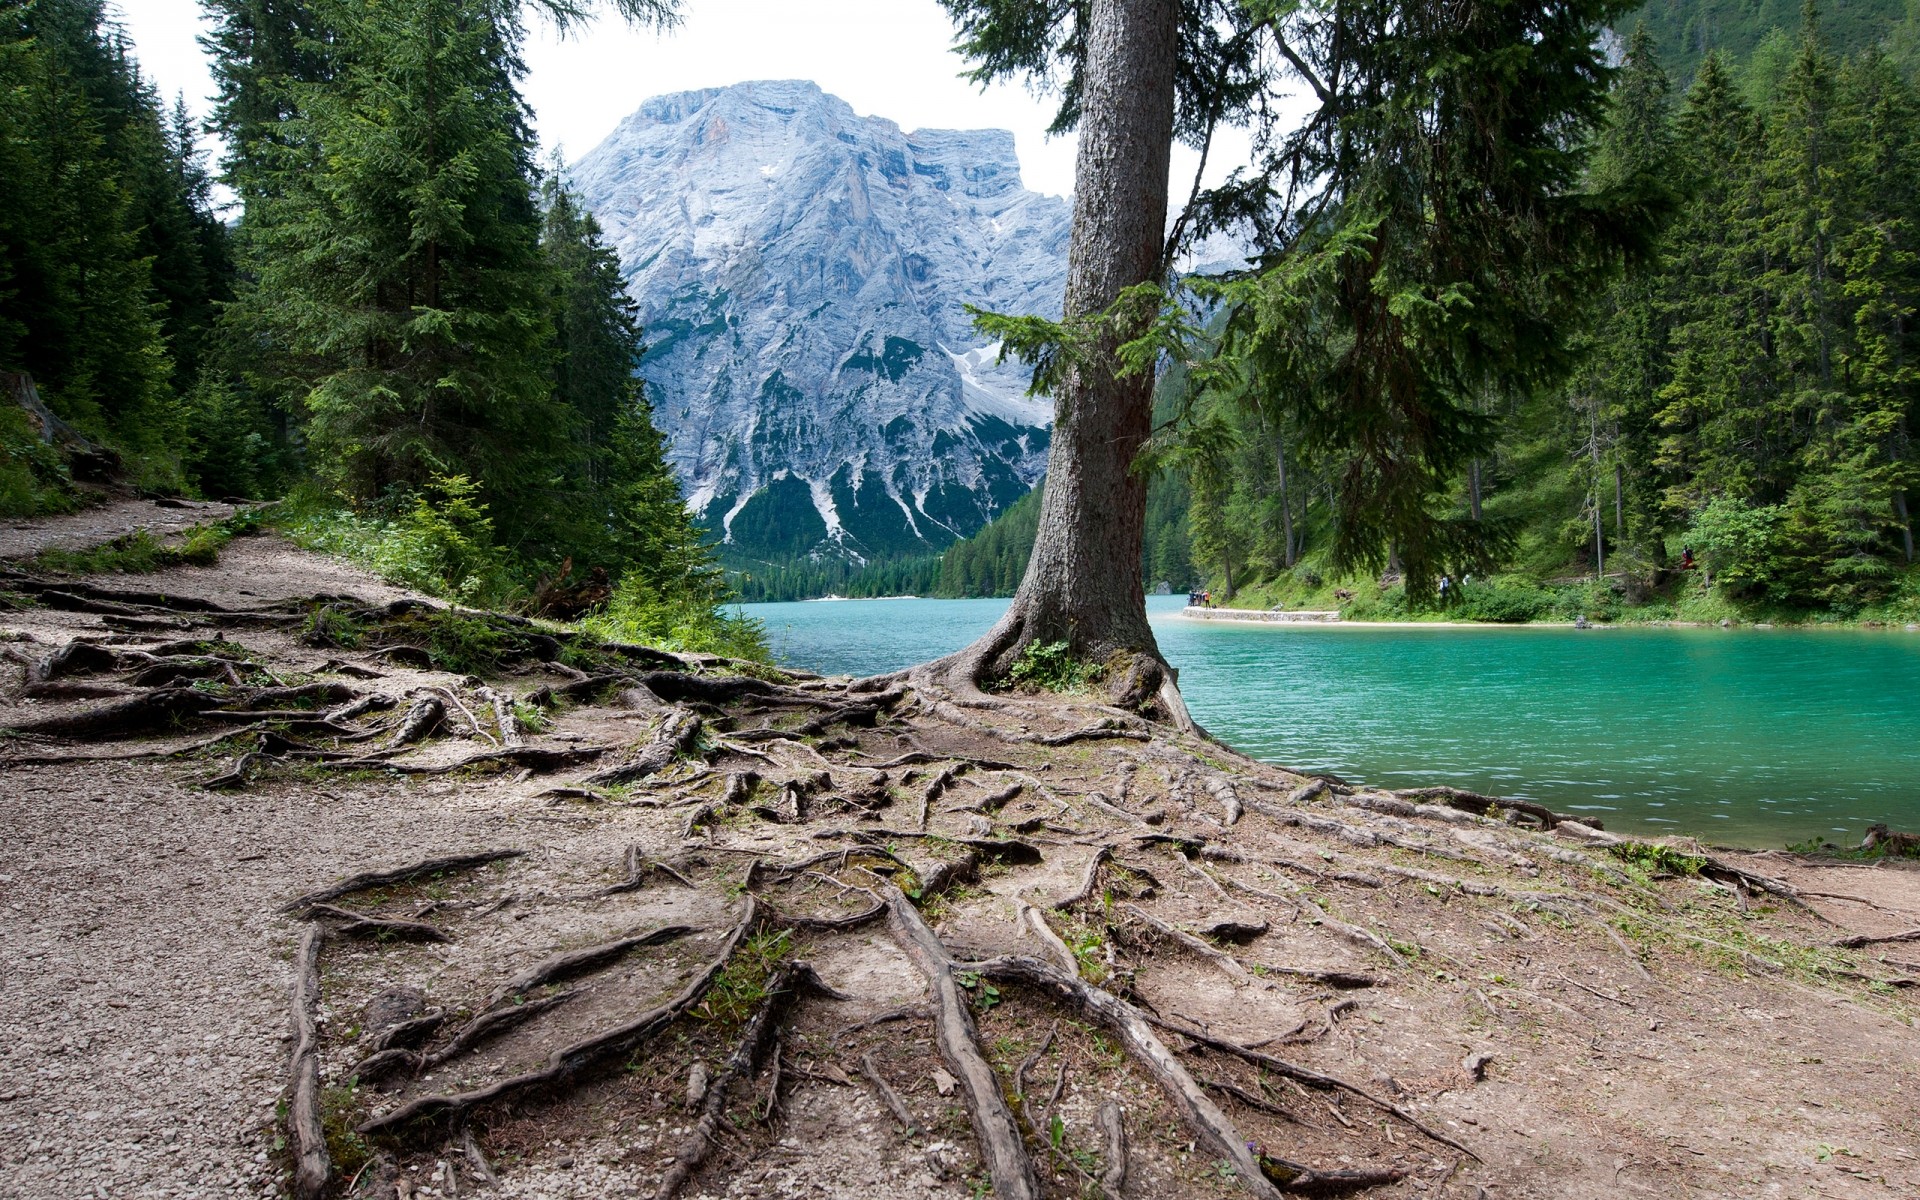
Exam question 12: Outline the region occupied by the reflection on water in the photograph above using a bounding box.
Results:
[741,594,1920,847]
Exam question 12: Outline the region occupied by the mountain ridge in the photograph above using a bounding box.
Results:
[570,79,1071,569]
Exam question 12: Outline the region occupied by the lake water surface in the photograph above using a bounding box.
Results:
[742,594,1920,847]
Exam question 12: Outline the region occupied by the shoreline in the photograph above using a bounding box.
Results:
[1171,604,1920,632]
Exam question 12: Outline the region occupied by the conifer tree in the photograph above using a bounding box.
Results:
[236,0,567,516]
[1575,25,1679,568]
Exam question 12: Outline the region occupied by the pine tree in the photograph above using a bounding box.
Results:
[1656,52,1770,510]
[1574,25,1679,571]
[237,0,567,518]
[0,0,172,439]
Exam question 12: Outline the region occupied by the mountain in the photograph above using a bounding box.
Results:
[569,80,1071,570]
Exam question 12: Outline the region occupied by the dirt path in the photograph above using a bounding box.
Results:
[0,496,237,561]
[1,531,1917,1200]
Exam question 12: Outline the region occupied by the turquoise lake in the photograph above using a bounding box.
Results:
[741,594,1920,847]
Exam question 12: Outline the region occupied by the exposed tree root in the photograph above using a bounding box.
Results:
[881,885,1040,1200]
[358,899,759,1137]
[417,989,580,1073]
[307,902,450,943]
[287,924,329,1200]
[389,695,444,746]
[580,706,702,786]
[2,685,225,738]
[326,744,607,777]
[283,850,525,913]
[1835,927,1920,948]
[1054,846,1115,910]
[1093,1099,1129,1192]
[858,1050,919,1135]
[655,960,827,1200]
[1138,1011,1479,1162]
[487,924,694,1007]
[964,954,1401,1199]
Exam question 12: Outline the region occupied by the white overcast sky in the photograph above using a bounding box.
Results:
[114,0,1264,201]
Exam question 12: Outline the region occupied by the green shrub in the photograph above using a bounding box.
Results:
[1005,640,1097,692]
[583,575,768,661]
[284,475,515,606]
[0,406,75,517]
[1451,577,1552,623]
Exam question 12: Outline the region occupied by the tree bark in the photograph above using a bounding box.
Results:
[1896,489,1914,564]
[1276,438,1295,568]
[934,0,1179,692]
[1614,462,1624,538]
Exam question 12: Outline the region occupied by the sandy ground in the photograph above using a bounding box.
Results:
[2,529,1918,1200]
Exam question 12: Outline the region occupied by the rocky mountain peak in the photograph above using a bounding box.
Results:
[570,80,1069,567]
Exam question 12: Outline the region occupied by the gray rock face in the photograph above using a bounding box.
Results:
[570,80,1069,565]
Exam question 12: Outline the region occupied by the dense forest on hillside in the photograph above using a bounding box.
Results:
[911,11,1920,624]
[0,0,755,653]
[7,0,1917,626]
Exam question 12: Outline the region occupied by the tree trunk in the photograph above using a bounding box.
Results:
[1614,462,1624,538]
[1276,439,1295,568]
[922,0,1179,700]
[1590,406,1604,580]
[1896,489,1914,564]
[1468,458,1483,522]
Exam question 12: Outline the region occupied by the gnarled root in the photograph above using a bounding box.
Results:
[358,899,759,1138]
[654,960,830,1200]
[881,885,1040,1200]
[964,955,1410,1198]
[2,685,225,738]
[580,706,702,786]
[288,925,329,1200]
[283,850,524,913]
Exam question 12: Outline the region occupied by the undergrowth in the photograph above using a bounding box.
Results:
[1004,640,1099,693]
[695,929,792,1025]
[280,479,768,661]
[23,515,250,576]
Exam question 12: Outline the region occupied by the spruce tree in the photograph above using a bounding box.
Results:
[237,0,567,517]
[1574,24,1679,569]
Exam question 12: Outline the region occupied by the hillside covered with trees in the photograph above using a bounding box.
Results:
[915,9,1920,625]
[0,0,754,653]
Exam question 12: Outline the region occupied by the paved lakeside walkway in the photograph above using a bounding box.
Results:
[1177,605,1343,623]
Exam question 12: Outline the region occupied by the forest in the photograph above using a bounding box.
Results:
[6,0,1918,628]
[902,9,1920,625]
[0,0,757,654]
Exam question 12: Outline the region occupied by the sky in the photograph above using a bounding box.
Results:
[114,0,1263,201]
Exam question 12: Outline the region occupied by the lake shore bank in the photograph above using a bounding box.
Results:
[5,535,1919,1197]
[1184,602,1920,632]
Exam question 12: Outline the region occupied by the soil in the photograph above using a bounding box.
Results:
[2,528,1917,1200]
[0,496,238,560]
